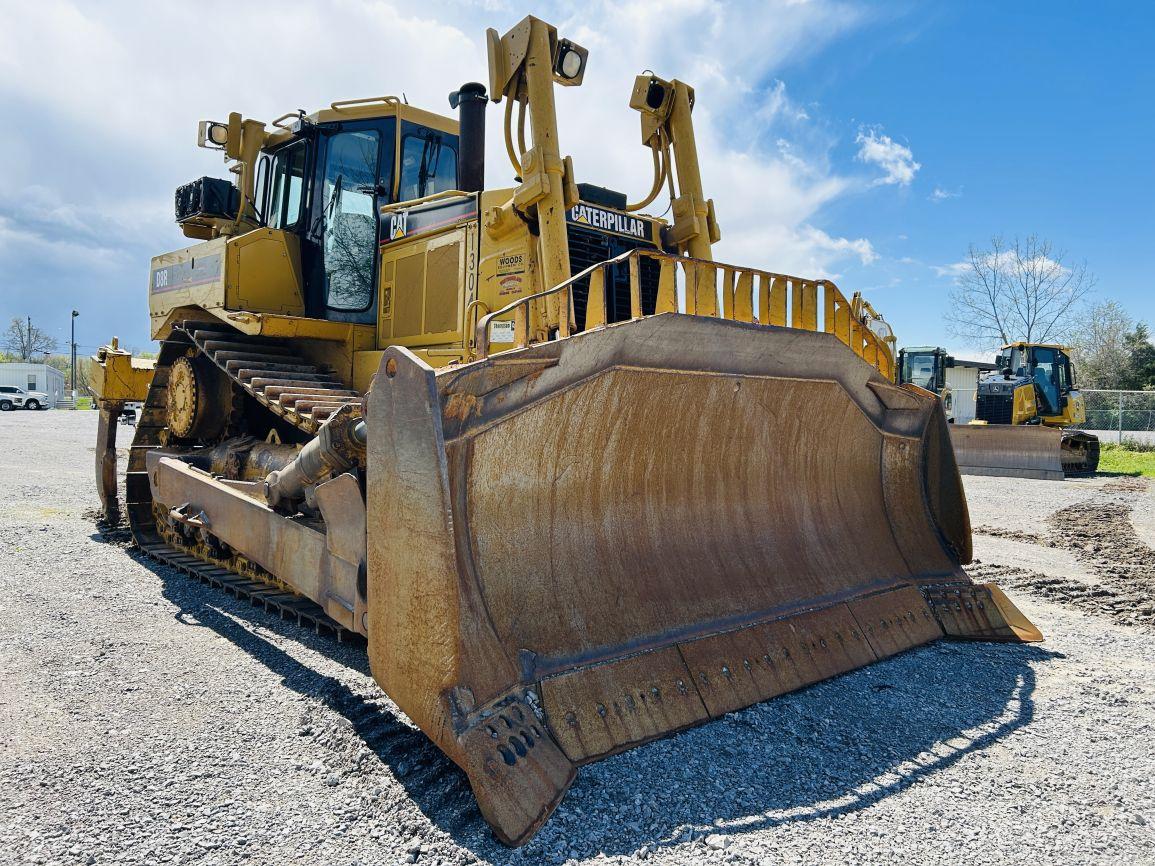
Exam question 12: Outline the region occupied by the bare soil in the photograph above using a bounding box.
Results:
[971,475,1155,630]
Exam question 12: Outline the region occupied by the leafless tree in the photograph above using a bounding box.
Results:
[1070,300,1134,388]
[325,213,375,308]
[945,235,1095,348]
[43,353,91,394]
[3,317,59,361]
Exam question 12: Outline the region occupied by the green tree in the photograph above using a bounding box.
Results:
[1072,300,1133,388]
[43,353,92,395]
[1121,323,1155,390]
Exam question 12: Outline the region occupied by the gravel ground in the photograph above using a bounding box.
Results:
[2,411,1154,866]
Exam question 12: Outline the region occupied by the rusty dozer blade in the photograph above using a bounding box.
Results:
[949,423,1065,481]
[365,313,1041,846]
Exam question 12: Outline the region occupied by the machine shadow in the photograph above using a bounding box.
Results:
[113,542,494,844]
[559,642,1055,862]
[114,535,1057,863]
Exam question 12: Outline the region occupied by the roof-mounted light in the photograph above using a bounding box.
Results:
[553,38,588,85]
[197,120,230,150]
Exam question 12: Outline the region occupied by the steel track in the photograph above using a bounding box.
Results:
[123,323,355,641]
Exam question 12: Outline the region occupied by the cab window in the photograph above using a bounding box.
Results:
[1056,351,1072,391]
[268,141,308,230]
[253,155,270,224]
[901,354,933,389]
[1030,347,1061,413]
[320,129,381,312]
[398,128,458,202]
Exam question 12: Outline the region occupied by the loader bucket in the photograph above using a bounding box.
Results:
[365,313,1040,845]
[949,423,1065,481]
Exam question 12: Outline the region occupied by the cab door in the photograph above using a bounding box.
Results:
[1028,346,1062,415]
[304,120,395,325]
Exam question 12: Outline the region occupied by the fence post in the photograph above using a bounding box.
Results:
[1119,391,1124,445]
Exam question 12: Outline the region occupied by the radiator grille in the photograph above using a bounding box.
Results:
[566,225,661,330]
[975,392,1015,425]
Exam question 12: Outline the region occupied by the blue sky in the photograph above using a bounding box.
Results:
[0,0,1151,361]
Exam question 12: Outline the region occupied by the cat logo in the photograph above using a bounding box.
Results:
[389,211,408,240]
[568,203,648,239]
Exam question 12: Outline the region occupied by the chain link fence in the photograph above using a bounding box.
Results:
[1078,390,1155,445]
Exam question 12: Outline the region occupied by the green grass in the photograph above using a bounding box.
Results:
[75,397,93,410]
[1098,442,1155,477]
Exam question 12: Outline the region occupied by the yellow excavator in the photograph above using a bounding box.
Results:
[90,15,1041,846]
[950,341,1100,480]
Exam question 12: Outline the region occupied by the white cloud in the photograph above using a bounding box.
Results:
[855,128,920,186]
[934,248,1067,280]
[0,0,895,345]
[933,261,971,278]
[930,186,961,202]
[757,80,811,124]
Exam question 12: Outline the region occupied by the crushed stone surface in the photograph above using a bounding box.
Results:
[2,411,1153,865]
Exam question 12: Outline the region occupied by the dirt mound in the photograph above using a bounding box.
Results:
[972,525,1043,544]
[968,480,1155,630]
[966,562,1154,631]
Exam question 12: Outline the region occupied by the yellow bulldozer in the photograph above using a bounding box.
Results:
[950,341,1100,480]
[90,15,1041,846]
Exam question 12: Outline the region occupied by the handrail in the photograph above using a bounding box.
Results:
[475,250,635,360]
[473,248,897,380]
[379,189,473,215]
[267,95,408,132]
[270,112,301,130]
[330,96,402,111]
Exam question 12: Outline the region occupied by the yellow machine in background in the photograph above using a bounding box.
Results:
[90,15,1040,847]
[90,338,155,520]
[897,346,955,422]
[950,341,1099,480]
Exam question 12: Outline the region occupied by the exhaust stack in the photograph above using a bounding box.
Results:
[450,82,487,193]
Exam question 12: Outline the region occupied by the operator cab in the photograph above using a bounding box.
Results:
[992,344,1075,415]
[256,112,460,326]
[898,346,952,393]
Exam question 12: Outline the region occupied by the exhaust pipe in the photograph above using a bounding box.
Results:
[449,82,487,193]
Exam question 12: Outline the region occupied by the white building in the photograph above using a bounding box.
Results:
[946,357,997,424]
[0,363,67,407]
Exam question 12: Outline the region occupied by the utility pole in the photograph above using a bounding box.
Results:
[71,310,79,408]
[26,316,32,362]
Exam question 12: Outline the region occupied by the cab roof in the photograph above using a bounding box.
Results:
[264,96,456,149]
[1001,341,1073,352]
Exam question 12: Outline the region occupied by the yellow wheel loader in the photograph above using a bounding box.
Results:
[950,342,1100,480]
[90,15,1041,846]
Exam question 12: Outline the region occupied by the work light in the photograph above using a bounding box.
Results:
[197,120,230,149]
[553,39,588,85]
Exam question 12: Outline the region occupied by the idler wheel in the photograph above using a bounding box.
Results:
[168,354,231,440]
